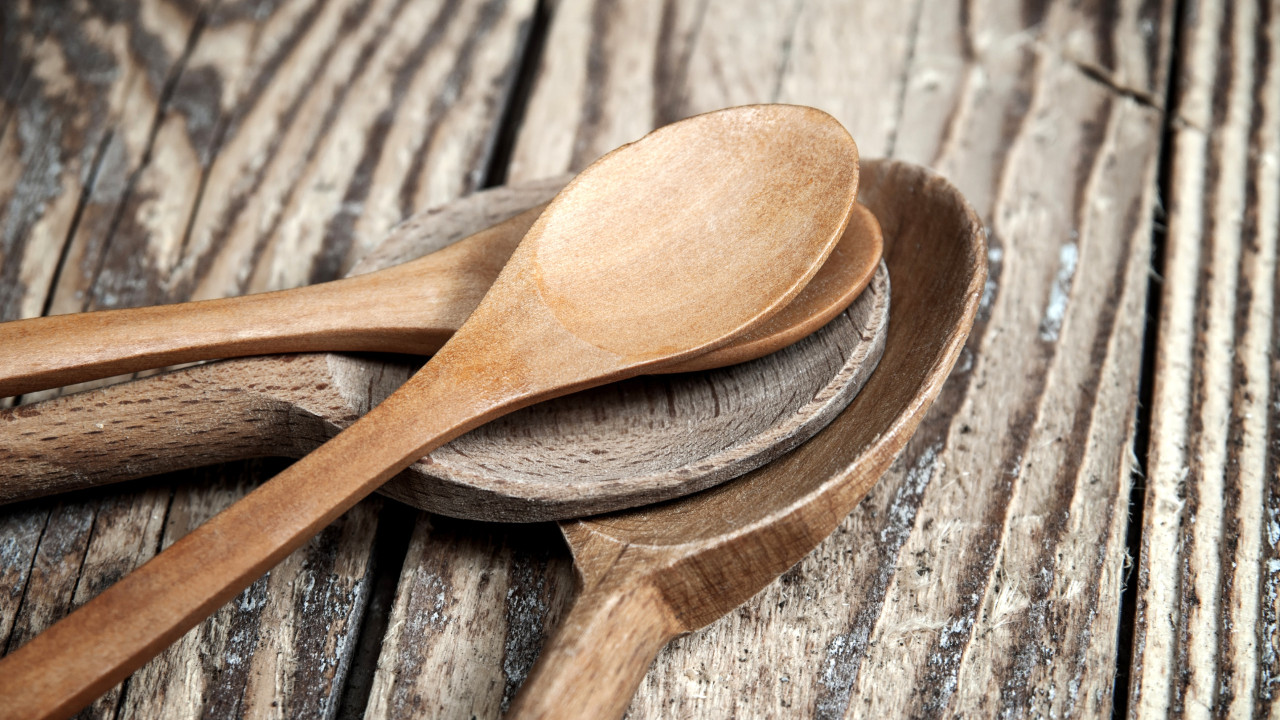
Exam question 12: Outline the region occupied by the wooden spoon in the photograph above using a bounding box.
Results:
[0,193,884,516]
[506,157,987,719]
[0,104,860,720]
[0,263,888,518]
[0,173,877,400]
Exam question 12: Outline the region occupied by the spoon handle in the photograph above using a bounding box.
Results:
[507,563,683,719]
[0,353,502,720]
[0,356,343,504]
[0,270,448,399]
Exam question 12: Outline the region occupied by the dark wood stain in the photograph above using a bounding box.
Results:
[903,52,1050,718]
[310,0,461,285]
[1139,0,1168,92]
[383,517,462,717]
[1260,216,1280,715]
[3,502,96,653]
[811,438,947,720]
[283,515,370,718]
[570,0,617,171]
[70,3,204,312]
[1022,0,1050,31]
[177,0,348,298]
[1085,0,1119,76]
[1170,6,1235,714]
[198,574,270,719]
[995,96,1140,719]
[650,0,707,128]
[1253,4,1280,711]
[394,0,510,231]
[1212,13,1271,707]
[498,524,569,713]
[812,164,997,719]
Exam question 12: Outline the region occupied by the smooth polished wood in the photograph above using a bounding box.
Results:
[504,158,984,720]
[0,186,880,400]
[0,105,859,720]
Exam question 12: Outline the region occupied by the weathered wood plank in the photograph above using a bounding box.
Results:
[1129,2,1280,718]
[0,0,208,688]
[0,0,205,325]
[0,0,536,717]
[364,0,1172,718]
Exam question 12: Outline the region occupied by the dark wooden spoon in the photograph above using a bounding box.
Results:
[506,157,987,719]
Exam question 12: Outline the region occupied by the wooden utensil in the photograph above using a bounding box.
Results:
[506,157,987,719]
[0,174,879,400]
[0,104,860,720]
[0,194,885,518]
[0,264,888,518]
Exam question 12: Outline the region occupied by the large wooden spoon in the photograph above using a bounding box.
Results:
[0,173,877,399]
[506,158,987,719]
[0,104,859,720]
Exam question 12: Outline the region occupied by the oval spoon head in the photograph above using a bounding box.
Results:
[672,201,881,372]
[485,103,860,367]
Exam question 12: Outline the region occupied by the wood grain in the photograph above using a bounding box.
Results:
[364,1,1174,718]
[0,0,537,716]
[1128,2,1280,718]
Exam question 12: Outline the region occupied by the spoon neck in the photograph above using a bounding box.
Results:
[506,577,681,720]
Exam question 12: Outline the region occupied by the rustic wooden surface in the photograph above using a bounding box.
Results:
[0,103,861,720]
[0,0,1271,718]
[1129,2,1280,719]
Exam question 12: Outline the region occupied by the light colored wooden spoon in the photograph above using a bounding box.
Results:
[0,104,859,720]
[506,158,987,719]
[0,192,884,516]
[0,172,878,399]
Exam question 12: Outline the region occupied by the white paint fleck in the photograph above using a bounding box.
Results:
[1039,243,1078,342]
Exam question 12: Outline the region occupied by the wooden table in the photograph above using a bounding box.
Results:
[0,1,1274,717]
